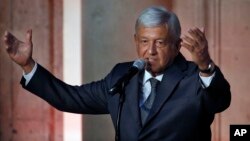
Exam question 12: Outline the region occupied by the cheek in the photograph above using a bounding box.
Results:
[137,46,148,58]
[159,49,174,65]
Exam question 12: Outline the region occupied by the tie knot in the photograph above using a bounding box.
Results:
[149,78,159,89]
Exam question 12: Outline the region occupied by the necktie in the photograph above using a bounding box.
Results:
[140,78,159,125]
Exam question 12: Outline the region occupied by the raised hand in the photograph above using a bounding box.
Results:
[3,29,35,73]
[181,27,212,71]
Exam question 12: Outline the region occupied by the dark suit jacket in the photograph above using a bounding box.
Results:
[21,54,231,141]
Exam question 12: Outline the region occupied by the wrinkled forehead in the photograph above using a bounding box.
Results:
[135,25,178,44]
[135,25,169,38]
[136,23,168,33]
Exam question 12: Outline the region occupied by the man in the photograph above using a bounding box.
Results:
[3,6,230,141]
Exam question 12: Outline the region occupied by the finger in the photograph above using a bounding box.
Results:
[181,41,194,53]
[26,29,32,44]
[4,32,16,46]
[3,31,9,46]
[4,31,8,37]
[201,27,205,35]
[188,28,203,41]
[6,45,13,54]
[4,41,13,54]
[3,31,11,51]
[194,27,204,38]
[182,35,197,46]
[3,31,18,54]
[5,38,14,54]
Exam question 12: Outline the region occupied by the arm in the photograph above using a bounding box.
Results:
[21,64,112,114]
[201,66,231,114]
[181,27,231,113]
[3,30,112,114]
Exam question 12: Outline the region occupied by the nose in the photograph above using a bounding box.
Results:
[148,41,157,55]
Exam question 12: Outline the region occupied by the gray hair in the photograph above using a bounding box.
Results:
[135,6,181,45]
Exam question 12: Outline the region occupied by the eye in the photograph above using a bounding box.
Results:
[155,40,165,47]
[140,39,148,45]
[157,40,163,44]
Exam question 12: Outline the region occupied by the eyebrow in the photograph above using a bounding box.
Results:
[138,36,168,41]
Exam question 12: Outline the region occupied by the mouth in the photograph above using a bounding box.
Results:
[146,57,158,64]
[145,57,158,70]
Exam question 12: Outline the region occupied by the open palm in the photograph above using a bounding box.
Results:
[3,30,33,67]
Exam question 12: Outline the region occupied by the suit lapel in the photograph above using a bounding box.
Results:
[143,63,185,126]
[125,72,142,127]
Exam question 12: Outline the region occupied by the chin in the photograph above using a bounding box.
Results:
[146,67,161,76]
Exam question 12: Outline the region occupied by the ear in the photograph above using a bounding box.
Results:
[134,34,137,43]
[134,33,140,55]
[134,34,140,47]
[177,38,182,50]
[174,38,182,55]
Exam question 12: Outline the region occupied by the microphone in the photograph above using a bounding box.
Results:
[109,59,146,95]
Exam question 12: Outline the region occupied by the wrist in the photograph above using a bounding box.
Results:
[22,59,35,74]
[199,60,215,75]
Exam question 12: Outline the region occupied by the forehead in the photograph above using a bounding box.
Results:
[136,25,169,39]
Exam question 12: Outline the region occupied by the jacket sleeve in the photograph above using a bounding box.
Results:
[20,64,115,114]
[201,66,231,114]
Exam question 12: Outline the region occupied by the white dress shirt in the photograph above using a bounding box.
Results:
[23,63,38,86]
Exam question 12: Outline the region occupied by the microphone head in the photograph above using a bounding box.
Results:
[133,59,146,70]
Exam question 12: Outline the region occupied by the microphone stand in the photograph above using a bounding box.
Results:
[114,82,125,141]
[109,60,145,141]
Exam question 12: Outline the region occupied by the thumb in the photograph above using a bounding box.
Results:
[201,27,205,34]
[200,27,207,37]
[25,29,32,44]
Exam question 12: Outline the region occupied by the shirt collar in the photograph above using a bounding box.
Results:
[143,70,163,85]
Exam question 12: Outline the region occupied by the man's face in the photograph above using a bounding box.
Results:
[134,25,179,76]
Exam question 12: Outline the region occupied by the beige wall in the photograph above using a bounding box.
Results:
[0,0,63,141]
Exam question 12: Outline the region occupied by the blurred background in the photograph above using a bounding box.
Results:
[0,0,250,141]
